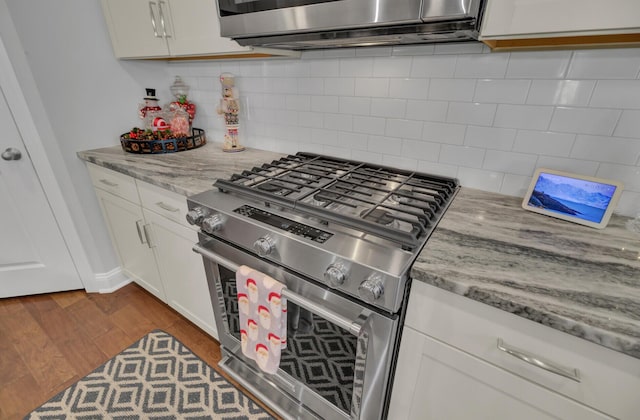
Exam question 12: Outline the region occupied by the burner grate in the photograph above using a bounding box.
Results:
[216,152,459,249]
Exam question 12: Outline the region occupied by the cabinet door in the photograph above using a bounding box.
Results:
[95,189,165,300]
[101,0,169,58]
[143,208,218,339]
[165,0,250,56]
[388,327,613,420]
[481,0,640,39]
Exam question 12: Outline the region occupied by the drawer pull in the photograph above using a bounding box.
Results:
[497,338,580,382]
[155,201,180,213]
[99,179,118,188]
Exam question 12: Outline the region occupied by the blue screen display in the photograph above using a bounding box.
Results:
[527,172,618,223]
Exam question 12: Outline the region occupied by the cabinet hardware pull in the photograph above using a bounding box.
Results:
[148,1,161,38]
[99,179,118,187]
[155,201,179,212]
[497,338,580,382]
[158,1,170,38]
[192,243,363,336]
[143,224,154,248]
[135,219,147,244]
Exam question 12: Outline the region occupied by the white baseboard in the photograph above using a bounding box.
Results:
[92,267,132,293]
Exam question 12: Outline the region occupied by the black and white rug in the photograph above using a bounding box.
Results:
[25,330,274,420]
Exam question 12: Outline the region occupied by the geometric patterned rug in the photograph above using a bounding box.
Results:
[25,330,274,420]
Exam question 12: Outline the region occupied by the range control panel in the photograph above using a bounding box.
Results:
[234,205,333,244]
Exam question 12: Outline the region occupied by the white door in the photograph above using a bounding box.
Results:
[0,85,82,297]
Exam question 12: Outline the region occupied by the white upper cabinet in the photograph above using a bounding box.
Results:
[101,0,298,59]
[480,0,640,49]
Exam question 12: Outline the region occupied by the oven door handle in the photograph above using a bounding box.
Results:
[193,243,363,336]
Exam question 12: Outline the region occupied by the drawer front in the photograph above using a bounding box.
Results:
[406,281,640,420]
[87,163,140,204]
[137,180,192,229]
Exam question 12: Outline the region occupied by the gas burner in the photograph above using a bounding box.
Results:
[360,208,396,227]
[257,181,292,196]
[313,191,341,205]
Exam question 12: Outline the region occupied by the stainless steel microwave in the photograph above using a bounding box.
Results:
[216,0,485,49]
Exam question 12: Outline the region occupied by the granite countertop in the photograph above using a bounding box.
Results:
[78,144,640,360]
[412,188,640,359]
[77,142,285,197]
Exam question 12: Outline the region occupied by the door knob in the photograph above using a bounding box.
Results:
[1,147,22,161]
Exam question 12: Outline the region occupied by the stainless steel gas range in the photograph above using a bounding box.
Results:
[187,152,459,420]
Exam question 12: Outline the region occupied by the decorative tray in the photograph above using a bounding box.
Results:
[120,128,206,154]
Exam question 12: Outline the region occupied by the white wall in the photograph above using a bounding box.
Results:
[3,0,170,276]
[170,44,640,217]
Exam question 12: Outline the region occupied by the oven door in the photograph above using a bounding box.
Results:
[194,235,399,420]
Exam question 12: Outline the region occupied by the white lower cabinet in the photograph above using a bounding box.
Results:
[87,163,217,339]
[389,281,640,419]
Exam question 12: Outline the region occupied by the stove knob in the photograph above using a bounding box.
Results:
[186,207,205,225]
[324,264,348,286]
[254,236,276,257]
[358,275,384,302]
[202,214,224,234]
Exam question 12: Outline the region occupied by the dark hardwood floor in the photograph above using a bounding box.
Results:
[0,282,278,419]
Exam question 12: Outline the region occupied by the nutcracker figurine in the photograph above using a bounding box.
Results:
[217,72,244,152]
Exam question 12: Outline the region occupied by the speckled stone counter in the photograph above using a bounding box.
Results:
[412,188,640,359]
[77,145,640,360]
[77,142,286,197]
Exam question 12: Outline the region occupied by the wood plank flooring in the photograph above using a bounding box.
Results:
[0,283,279,419]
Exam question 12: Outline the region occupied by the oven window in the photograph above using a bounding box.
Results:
[219,266,357,414]
[219,0,340,16]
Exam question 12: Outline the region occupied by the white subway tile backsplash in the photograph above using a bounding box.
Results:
[526,80,595,106]
[311,95,340,113]
[590,80,640,109]
[373,56,413,77]
[613,110,640,138]
[454,53,509,79]
[353,116,387,135]
[616,191,640,217]
[506,51,571,79]
[402,139,441,161]
[596,164,640,190]
[389,78,429,100]
[371,98,406,118]
[535,156,600,176]
[405,100,448,122]
[500,174,532,197]
[339,97,370,115]
[474,79,530,104]
[567,49,640,80]
[340,58,374,77]
[456,167,505,192]
[368,135,402,156]
[324,113,353,131]
[464,126,516,151]
[355,78,389,97]
[428,79,476,101]
[439,145,485,168]
[549,107,621,136]
[411,55,457,78]
[338,131,368,150]
[386,119,423,139]
[483,150,538,176]
[494,104,554,130]
[417,161,459,177]
[447,102,497,127]
[571,135,640,165]
[513,130,575,157]
[324,78,355,96]
[184,48,640,216]
[307,60,340,78]
[423,121,466,145]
